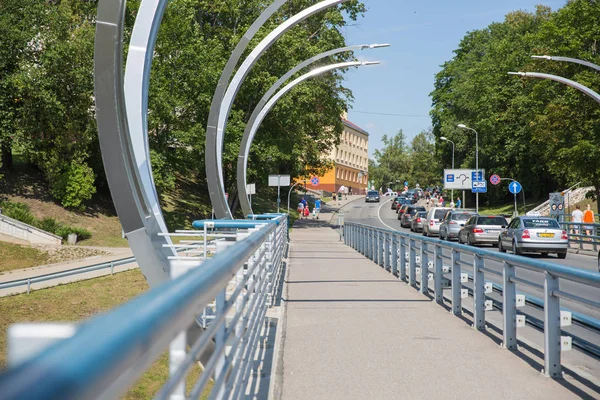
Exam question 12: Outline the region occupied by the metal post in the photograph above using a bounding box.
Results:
[409,238,417,288]
[473,254,485,330]
[399,236,407,281]
[110,262,114,275]
[434,244,443,304]
[544,272,561,377]
[277,179,281,213]
[378,232,384,267]
[503,262,517,349]
[514,193,518,217]
[451,249,461,315]
[384,233,390,271]
[420,242,429,294]
[391,235,398,275]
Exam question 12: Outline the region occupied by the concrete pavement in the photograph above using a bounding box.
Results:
[275,219,589,400]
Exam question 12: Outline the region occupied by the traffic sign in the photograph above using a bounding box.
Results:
[404,181,409,186]
[508,181,522,194]
[471,170,484,181]
[472,180,487,193]
[490,174,501,185]
[310,176,320,186]
[444,169,485,190]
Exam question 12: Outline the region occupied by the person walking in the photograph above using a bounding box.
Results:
[297,200,305,218]
[583,204,595,237]
[333,192,337,205]
[314,198,321,219]
[571,204,584,235]
[456,197,462,209]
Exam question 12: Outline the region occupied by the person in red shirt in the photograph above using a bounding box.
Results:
[583,204,595,236]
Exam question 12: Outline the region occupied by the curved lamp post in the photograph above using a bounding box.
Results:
[508,71,600,104]
[531,55,600,72]
[440,136,455,204]
[239,60,379,216]
[237,43,390,217]
[457,124,479,214]
[207,0,352,219]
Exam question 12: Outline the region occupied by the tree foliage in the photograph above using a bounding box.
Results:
[430,1,600,211]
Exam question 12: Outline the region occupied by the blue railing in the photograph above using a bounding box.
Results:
[0,214,288,400]
[344,222,600,379]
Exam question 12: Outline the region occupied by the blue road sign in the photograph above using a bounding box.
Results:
[404,181,409,186]
[509,181,522,194]
[472,180,487,193]
[490,174,501,185]
[471,170,484,181]
[310,176,320,186]
[446,174,455,183]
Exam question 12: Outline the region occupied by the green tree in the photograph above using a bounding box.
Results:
[369,130,411,191]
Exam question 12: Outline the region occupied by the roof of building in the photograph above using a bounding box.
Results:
[342,118,369,136]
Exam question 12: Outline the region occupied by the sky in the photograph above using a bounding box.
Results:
[341,0,567,158]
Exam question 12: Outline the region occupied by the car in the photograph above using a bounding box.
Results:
[439,210,476,241]
[397,204,410,220]
[410,210,428,232]
[365,190,380,203]
[498,216,568,258]
[392,196,412,210]
[384,191,398,197]
[423,207,451,237]
[401,205,426,228]
[459,215,509,246]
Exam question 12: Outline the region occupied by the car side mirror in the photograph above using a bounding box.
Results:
[501,225,506,229]
[438,218,443,222]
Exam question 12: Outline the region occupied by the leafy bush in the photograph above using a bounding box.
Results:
[55,225,91,241]
[0,201,36,225]
[37,217,61,233]
[50,162,97,209]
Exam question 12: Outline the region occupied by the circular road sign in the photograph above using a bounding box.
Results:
[310,176,320,186]
[508,181,522,194]
[490,174,501,185]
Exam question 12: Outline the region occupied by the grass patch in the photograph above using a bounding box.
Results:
[0,242,49,272]
[0,269,211,398]
[479,198,546,216]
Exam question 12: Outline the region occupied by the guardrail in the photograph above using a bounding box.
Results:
[560,221,599,252]
[0,214,288,400]
[344,222,600,378]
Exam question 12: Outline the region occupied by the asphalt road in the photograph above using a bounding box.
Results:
[344,197,600,324]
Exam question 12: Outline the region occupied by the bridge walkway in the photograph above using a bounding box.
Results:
[274,218,581,400]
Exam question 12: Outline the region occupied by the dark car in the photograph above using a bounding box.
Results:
[365,190,380,203]
[392,197,412,211]
[397,204,410,220]
[401,205,426,228]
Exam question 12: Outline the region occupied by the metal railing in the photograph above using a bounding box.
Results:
[344,222,600,378]
[0,214,288,400]
[560,221,600,251]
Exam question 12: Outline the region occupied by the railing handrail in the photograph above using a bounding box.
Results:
[346,222,600,288]
[0,220,279,399]
[0,214,63,240]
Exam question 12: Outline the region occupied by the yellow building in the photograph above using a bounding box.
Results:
[307,115,369,194]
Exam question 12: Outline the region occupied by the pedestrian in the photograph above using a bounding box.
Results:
[303,204,310,218]
[297,200,304,218]
[450,199,455,209]
[583,204,595,236]
[301,197,308,209]
[314,198,321,219]
[456,197,462,209]
[571,204,583,235]
[438,195,444,207]
[337,192,342,205]
[333,192,337,204]
[348,187,352,195]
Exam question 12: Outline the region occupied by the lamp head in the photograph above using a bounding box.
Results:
[457,124,467,129]
[361,61,381,66]
[531,55,552,60]
[369,43,391,49]
[440,136,448,141]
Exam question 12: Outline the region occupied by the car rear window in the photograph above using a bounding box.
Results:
[433,210,447,219]
[367,191,378,195]
[523,219,560,229]
[477,216,507,226]
[452,213,471,221]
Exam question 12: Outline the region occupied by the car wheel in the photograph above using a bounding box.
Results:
[557,252,567,259]
[498,239,506,253]
[512,240,521,255]
[458,234,463,244]
[468,234,475,246]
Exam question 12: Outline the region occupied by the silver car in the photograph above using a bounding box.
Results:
[439,210,476,241]
[458,215,508,246]
[499,216,568,258]
[410,211,427,232]
[423,207,451,237]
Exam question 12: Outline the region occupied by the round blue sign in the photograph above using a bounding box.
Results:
[508,181,522,194]
[490,174,501,185]
[310,176,320,186]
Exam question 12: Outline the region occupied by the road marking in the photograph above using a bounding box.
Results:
[377,199,398,231]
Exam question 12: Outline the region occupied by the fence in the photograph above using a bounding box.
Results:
[560,221,600,252]
[0,214,288,400]
[344,222,600,378]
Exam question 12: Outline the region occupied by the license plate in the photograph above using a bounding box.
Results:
[486,229,498,233]
[539,233,554,238]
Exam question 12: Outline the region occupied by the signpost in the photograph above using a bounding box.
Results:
[268,175,290,213]
[310,176,320,186]
[508,181,522,217]
[549,192,565,219]
[246,183,256,209]
[490,174,501,185]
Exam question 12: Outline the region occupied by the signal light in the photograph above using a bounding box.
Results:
[561,230,568,240]
[473,228,484,234]
[522,230,531,239]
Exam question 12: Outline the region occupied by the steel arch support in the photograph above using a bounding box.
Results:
[509,71,600,105]
[207,0,350,219]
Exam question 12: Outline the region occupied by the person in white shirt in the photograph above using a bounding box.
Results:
[571,204,584,234]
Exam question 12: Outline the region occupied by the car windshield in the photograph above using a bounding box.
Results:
[477,217,507,226]
[452,213,471,221]
[367,191,378,196]
[523,219,560,229]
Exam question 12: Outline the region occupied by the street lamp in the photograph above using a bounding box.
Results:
[440,136,455,204]
[457,124,479,213]
[531,55,600,72]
